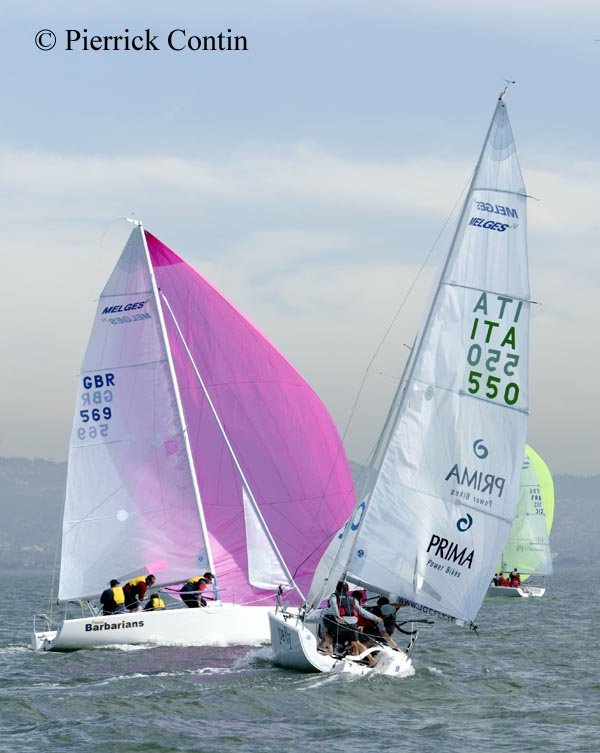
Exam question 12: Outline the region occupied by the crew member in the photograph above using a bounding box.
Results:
[123,574,156,612]
[497,572,509,587]
[180,572,214,608]
[362,596,400,648]
[322,581,385,666]
[144,593,166,611]
[100,579,125,615]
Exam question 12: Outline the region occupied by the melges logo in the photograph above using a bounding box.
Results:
[474,201,518,219]
[101,301,146,315]
[468,217,509,232]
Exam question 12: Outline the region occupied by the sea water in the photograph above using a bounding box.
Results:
[1,566,598,753]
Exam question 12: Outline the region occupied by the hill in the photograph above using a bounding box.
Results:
[0,456,598,569]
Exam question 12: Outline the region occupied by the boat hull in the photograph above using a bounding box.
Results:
[33,603,273,651]
[486,585,545,598]
[269,611,415,678]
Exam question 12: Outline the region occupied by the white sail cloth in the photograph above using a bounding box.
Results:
[59,230,210,601]
[336,98,529,623]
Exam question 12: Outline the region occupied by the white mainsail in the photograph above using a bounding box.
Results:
[318,94,530,623]
[59,228,211,602]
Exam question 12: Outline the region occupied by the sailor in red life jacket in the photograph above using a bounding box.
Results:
[509,568,522,588]
[321,581,385,667]
[497,572,510,587]
[123,574,156,612]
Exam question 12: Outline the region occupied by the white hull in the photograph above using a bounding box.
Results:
[486,585,545,598]
[33,603,273,651]
[269,611,415,678]
[524,586,545,597]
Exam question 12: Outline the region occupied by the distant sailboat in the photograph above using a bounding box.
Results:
[33,224,355,651]
[270,90,532,676]
[487,444,554,598]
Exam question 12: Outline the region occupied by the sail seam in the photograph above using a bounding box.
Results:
[395,375,529,415]
[470,187,528,198]
[376,480,517,525]
[79,358,167,374]
[98,290,153,299]
[458,389,529,415]
[442,281,535,304]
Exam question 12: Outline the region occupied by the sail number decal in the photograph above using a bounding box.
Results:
[77,373,115,441]
[466,292,523,407]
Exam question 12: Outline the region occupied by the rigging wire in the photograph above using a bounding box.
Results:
[289,169,475,588]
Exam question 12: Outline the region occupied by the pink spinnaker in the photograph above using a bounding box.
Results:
[146,231,355,604]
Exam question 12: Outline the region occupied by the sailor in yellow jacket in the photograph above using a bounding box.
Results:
[100,579,126,615]
[144,593,166,611]
[123,574,156,612]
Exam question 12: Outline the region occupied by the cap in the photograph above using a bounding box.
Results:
[110,579,120,587]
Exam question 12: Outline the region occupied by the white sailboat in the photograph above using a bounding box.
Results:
[33,224,355,651]
[487,444,554,598]
[270,90,532,676]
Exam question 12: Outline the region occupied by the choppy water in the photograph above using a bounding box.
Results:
[1,567,598,753]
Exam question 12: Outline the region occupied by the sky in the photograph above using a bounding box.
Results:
[1,1,599,475]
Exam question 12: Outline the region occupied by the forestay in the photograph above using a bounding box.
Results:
[343,96,530,623]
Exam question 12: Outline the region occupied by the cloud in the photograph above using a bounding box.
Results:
[0,143,469,219]
[0,141,598,473]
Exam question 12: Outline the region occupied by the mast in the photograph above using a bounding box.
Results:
[138,223,218,593]
[159,291,303,600]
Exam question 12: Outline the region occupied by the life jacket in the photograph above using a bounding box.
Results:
[111,586,125,604]
[337,595,357,619]
[147,596,165,610]
[127,575,147,591]
[186,577,206,589]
